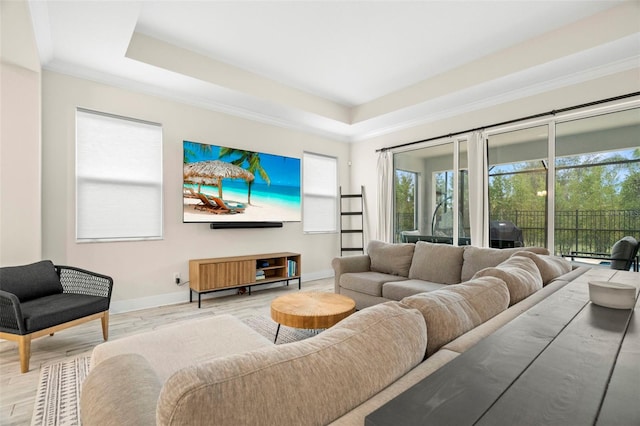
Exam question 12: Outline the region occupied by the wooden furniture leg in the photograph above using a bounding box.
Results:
[101,311,109,341]
[18,335,31,374]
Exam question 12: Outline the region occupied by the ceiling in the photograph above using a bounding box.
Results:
[27,0,640,141]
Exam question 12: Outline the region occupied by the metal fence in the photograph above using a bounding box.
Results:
[494,209,640,254]
[396,210,640,253]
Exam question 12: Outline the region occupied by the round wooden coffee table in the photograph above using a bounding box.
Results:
[270,292,356,343]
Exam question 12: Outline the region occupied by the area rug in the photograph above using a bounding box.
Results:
[242,315,321,343]
[31,356,90,426]
[31,315,318,425]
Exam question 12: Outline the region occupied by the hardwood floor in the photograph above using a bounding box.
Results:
[0,278,334,425]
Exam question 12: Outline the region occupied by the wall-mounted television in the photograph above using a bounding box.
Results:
[183,140,301,227]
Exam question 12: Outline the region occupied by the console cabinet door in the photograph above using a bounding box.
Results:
[196,260,256,290]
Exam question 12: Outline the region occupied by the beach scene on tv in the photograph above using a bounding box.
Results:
[183,141,301,223]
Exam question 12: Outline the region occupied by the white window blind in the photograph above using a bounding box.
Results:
[76,109,163,241]
[303,152,337,233]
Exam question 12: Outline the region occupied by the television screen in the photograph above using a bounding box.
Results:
[183,141,301,224]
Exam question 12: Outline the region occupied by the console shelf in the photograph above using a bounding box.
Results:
[189,252,301,308]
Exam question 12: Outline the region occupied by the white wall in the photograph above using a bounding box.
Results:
[351,69,640,243]
[0,0,42,265]
[41,71,350,312]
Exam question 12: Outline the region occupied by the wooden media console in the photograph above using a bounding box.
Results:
[189,252,301,308]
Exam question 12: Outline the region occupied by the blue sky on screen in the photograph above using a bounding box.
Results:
[184,141,300,187]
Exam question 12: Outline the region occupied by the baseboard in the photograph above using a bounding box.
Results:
[110,269,333,314]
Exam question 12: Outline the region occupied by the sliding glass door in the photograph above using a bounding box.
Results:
[555,108,640,257]
[393,139,469,245]
[390,102,639,251]
[487,125,549,248]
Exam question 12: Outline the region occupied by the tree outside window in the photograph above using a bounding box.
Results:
[395,170,417,241]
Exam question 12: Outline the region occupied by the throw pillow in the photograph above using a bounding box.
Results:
[368,240,415,276]
[461,246,549,282]
[408,241,464,284]
[0,260,63,302]
[401,276,509,357]
[510,251,572,285]
[472,255,543,306]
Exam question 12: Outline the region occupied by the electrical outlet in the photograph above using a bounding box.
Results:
[174,272,181,285]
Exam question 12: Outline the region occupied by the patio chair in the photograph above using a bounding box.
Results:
[194,193,230,214]
[567,236,639,272]
[0,260,113,372]
[183,187,200,199]
[210,196,246,213]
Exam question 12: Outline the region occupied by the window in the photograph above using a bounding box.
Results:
[76,109,163,241]
[390,102,639,251]
[487,125,549,248]
[394,169,418,240]
[555,108,640,256]
[303,152,338,233]
[393,141,469,244]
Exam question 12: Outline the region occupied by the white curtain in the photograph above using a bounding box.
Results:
[376,150,393,242]
[467,131,488,247]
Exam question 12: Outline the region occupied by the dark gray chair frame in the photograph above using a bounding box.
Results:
[568,237,639,272]
[0,265,113,373]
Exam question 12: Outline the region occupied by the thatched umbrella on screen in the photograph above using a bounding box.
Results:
[183,160,254,199]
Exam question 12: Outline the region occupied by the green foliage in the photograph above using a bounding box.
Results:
[183,142,213,163]
[219,148,270,204]
[395,171,416,237]
[489,151,640,253]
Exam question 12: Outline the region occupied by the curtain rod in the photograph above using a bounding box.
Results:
[376,92,640,153]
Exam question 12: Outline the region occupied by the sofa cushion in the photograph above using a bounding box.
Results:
[382,279,447,301]
[510,251,572,285]
[368,240,415,276]
[0,260,63,302]
[408,241,464,284]
[472,255,543,305]
[157,302,427,426]
[91,315,273,382]
[610,236,638,270]
[401,276,509,357]
[461,246,550,282]
[81,353,161,426]
[340,271,406,297]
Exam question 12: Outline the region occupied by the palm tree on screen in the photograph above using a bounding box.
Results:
[219,148,270,204]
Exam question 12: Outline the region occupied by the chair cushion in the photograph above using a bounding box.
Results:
[408,241,464,284]
[510,251,572,285]
[401,276,509,357]
[472,255,543,306]
[368,240,415,276]
[21,293,109,333]
[461,246,549,282]
[157,302,426,426]
[610,236,638,270]
[0,260,63,302]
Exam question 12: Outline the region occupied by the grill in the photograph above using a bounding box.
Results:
[490,220,524,248]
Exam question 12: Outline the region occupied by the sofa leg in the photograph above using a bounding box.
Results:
[19,336,31,373]
[101,312,109,341]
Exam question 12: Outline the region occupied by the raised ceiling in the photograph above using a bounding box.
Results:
[28,0,640,141]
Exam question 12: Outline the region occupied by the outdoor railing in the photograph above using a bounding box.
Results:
[493,209,640,255]
[396,210,640,253]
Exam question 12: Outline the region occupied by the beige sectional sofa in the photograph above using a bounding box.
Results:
[332,240,560,310]
[81,241,587,426]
